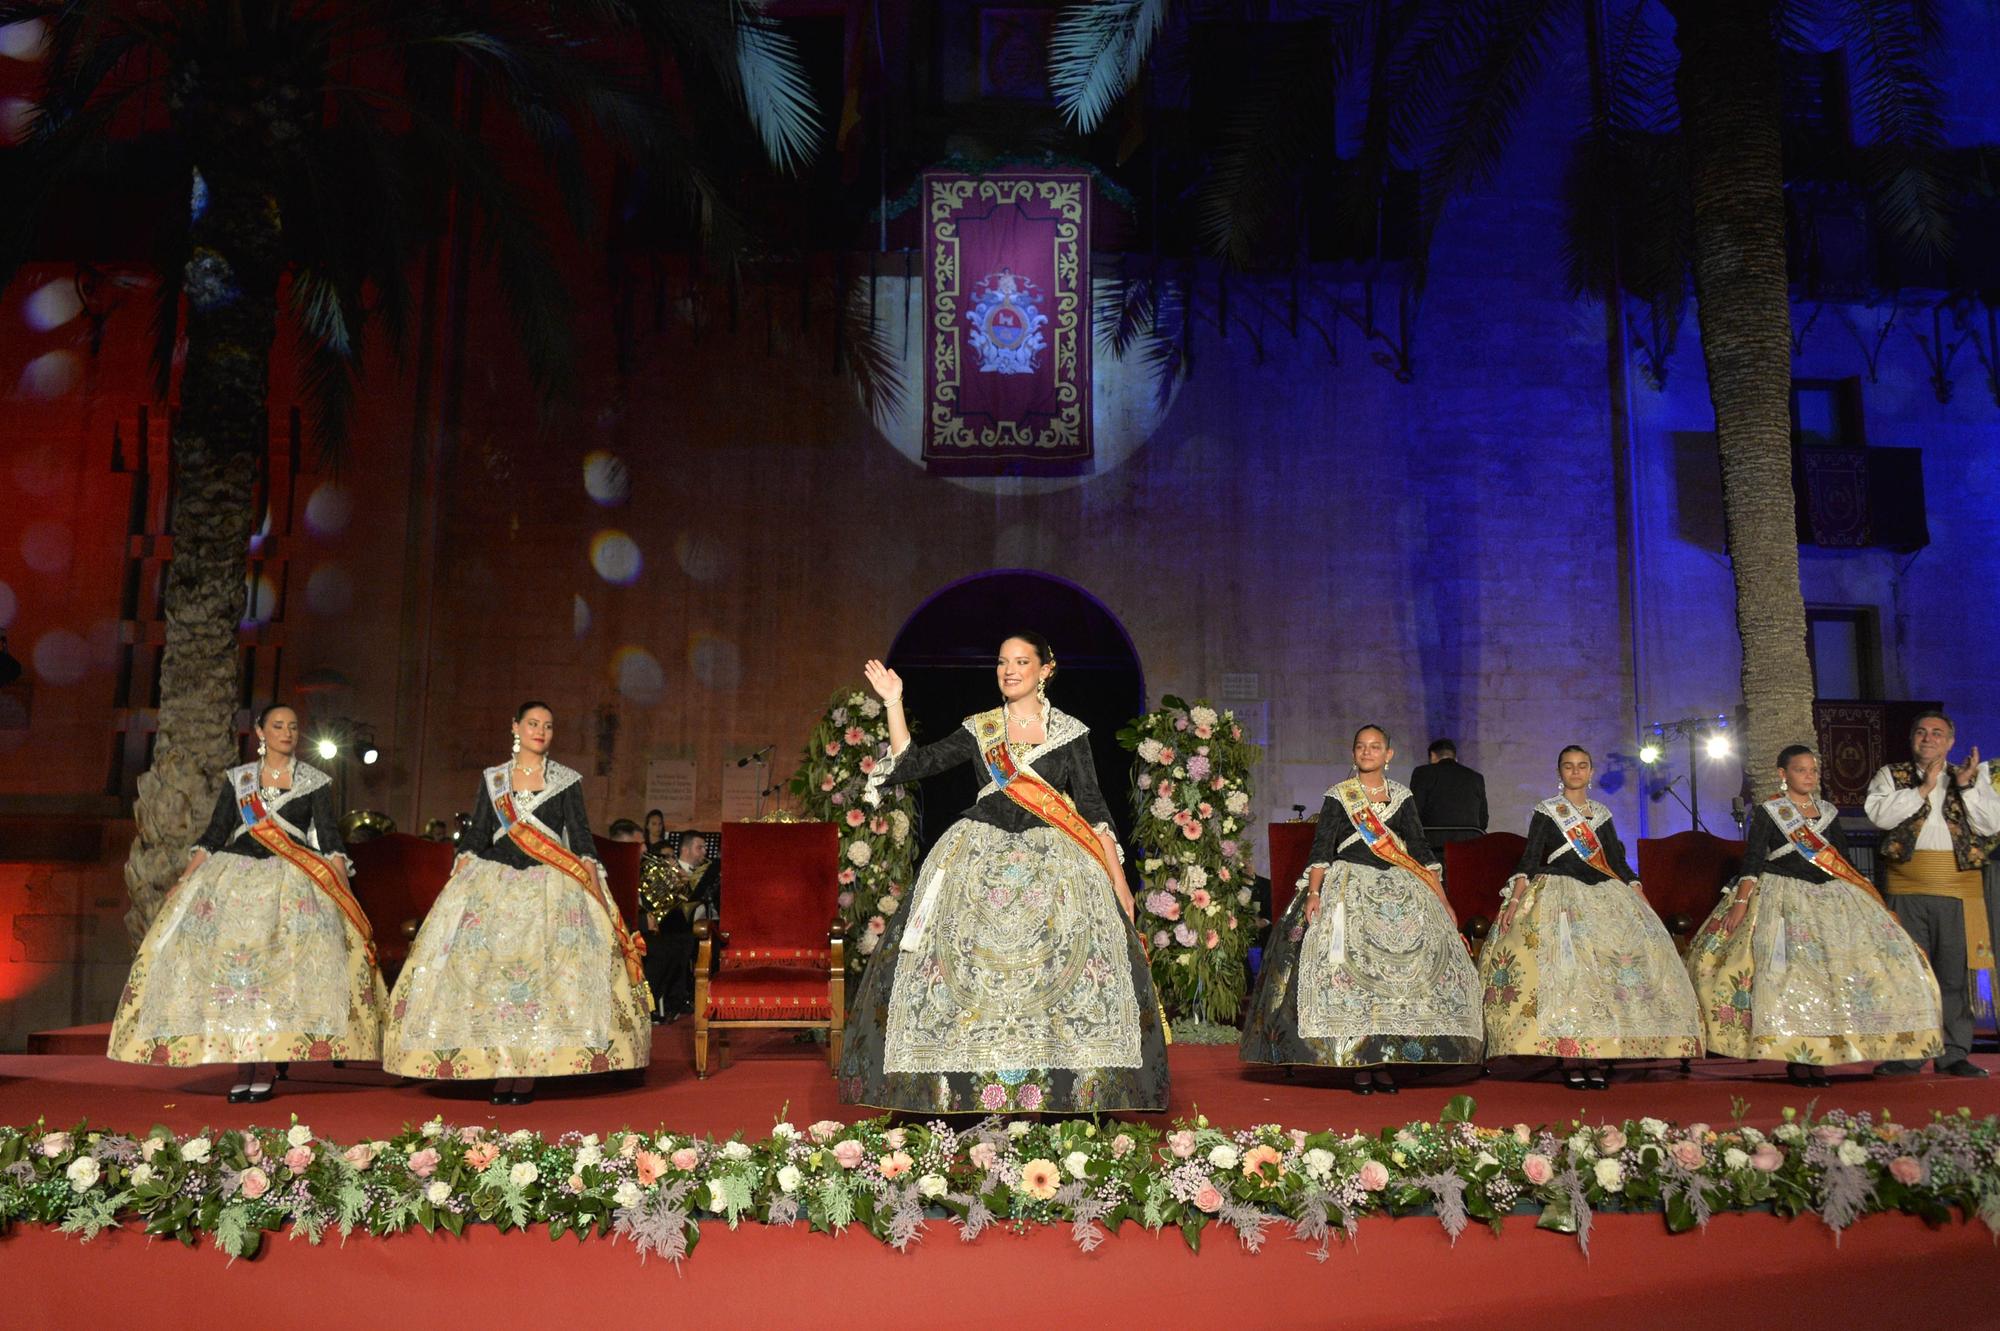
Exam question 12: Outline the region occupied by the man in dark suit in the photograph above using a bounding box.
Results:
[1409,739,1488,846]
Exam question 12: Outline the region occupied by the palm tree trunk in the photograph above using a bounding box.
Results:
[1667,0,1817,793]
[124,139,284,938]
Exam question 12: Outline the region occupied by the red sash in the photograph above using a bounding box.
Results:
[1546,798,1622,881]
[492,782,648,988]
[1334,779,1443,895]
[232,774,378,967]
[1768,798,1883,905]
[981,737,1118,885]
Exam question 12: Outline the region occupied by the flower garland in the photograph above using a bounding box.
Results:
[5,1100,1997,1262]
[787,688,920,973]
[1117,697,1262,1023]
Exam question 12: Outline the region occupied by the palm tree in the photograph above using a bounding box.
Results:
[0,1,819,935]
[1052,0,1947,780]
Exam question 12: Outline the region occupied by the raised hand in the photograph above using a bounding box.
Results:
[1954,746,1983,788]
[862,659,903,704]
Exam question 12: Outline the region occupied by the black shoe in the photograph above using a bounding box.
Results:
[1350,1075,1374,1096]
[1562,1067,1588,1091]
[1786,1062,1818,1087]
[227,1086,249,1104]
[244,1084,276,1104]
[490,1080,513,1105]
[1873,1061,1922,1077]
[1585,1065,1610,1091]
[508,1089,536,1105]
[1373,1073,1399,1095]
[1940,1060,1990,1078]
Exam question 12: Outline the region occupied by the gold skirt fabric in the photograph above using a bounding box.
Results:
[107,852,386,1066]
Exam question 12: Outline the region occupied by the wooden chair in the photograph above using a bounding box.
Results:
[1637,830,1747,954]
[1444,832,1529,958]
[693,822,844,1078]
[1266,821,1317,927]
[346,833,458,982]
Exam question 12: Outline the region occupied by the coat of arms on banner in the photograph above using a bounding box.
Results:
[966,269,1049,375]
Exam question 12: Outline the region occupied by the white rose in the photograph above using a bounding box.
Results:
[1774,1123,1805,1144]
[507,1129,534,1147]
[1183,865,1208,890]
[1008,1121,1032,1138]
[1639,1117,1667,1139]
[1837,1141,1870,1168]
[723,1141,753,1161]
[1064,1151,1091,1179]
[576,1144,602,1169]
[1739,1127,1766,1145]
[181,1137,212,1164]
[1723,1148,1750,1170]
[776,1165,803,1194]
[421,1120,444,1139]
[918,1173,949,1199]
[1237,888,1253,906]
[66,1157,101,1192]
[706,1180,728,1211]
[1567,1131,1595,1159]
[1593,1158,1624,1191]
[877,894,900,916]
[286,1124,313,1148]
[140,1136,166,1162]
[1304,1148,1336,1179]
[1143,858,1162,874]
[130,1162,156,1187]
[846,840,872,866]
[1474,1151,1499,1171]
[1208,1144,1239,1171]
[426,1181,452,1204]
[614,1180,643,1207]
[510,1162,539,1188]
[37,1132,70,1158]
[772,1123,799,1141]
[579,1134,599,1148]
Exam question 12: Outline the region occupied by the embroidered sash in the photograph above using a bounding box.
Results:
[486,769,648,987]
[232,768,378,966]
[1543,797,1621,881]
[1334,778,1442,895]
[1766,797,1881,903]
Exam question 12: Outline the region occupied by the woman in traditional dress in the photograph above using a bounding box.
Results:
[1480,745,1702,1090]
[1241,725,1482,1093]
[383,702,651,1105]
[108,704,385,1102]
[838,634,1168,1114]
[1687,745,1942,1085]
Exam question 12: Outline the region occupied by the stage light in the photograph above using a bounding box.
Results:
[1705,734,1733,761]
[1639,744,1662,765]
[360,745,379,766]
[315,737,339,760]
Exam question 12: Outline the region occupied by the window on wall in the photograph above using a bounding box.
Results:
[1806,606,1882,700]
[1791,377,1865,448]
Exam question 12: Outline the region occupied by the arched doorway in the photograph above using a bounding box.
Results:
[888,571,1145,852]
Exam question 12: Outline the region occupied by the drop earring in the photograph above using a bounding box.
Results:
[511,733,521,757]
[1035,677,1048,704]
[257,738,266,759]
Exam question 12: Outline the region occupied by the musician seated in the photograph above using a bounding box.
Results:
[640,830,719,1022]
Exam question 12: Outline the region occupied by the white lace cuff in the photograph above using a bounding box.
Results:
[1090,822,1125,864]
[862,750,899,808]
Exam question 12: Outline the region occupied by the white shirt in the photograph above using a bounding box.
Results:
[1864,762,2000,850]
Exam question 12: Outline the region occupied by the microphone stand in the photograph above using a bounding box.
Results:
[737,744,775,819]
[1650,773,1698,826]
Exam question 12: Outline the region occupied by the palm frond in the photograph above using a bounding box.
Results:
[840,276,906,431]
[1049,0,1172,133]
[1193,29,1340,269]
[732,3,820,173]
[1835,0,1950,254]
[290,268,361,465]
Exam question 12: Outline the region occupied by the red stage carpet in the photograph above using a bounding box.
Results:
[5,1029,1999,1330]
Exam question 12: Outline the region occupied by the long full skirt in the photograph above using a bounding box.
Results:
[1241,861,1484,1067]
[107,853,386,1066]
[1478,873,1702,1059]
[838,819,1169,1114]
[382,858,652,1079]
[1685,870,1943,1065]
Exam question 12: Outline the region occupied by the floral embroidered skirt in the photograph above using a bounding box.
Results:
[1241,860,1484,1067]
[1478,873,1702,1059]
[383,858,651,1079]
[839,819,1169,1114]
[1685,870,1943,1065]
[107,852,386,1066]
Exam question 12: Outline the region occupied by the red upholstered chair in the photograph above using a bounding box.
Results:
[592,836,643,931]
[693,822,844,1078]
[347,833,458,981]
[1267,822,1318,925]
[1638,831,1747,954]
[1444,832,1528,956]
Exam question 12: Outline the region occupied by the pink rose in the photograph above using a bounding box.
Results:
[343,1143,375,1170]
[1232,725,1242,739]
[1289,1130,1309,1150]
[1357,1160,1390,1192]
[238,1167,270,1200]
[567,1175,586,1194]
[809,1120,845,1143]
[1193,1184,1224,1213]
[465,1142,499,1171]
[1750,1144,1784,1172]
[885,1128,908,1150]
[1172,718,1188,732]
[1168,1130,1197,1159]
[458,1126,485,1144]
[1112,1134,1135,1158]
[1669,1140,1704,1169]
[670,1147,700,1171]
[1598,1127,1627,1155]
[408,1148,441,1178]
[1812,1125,1846,1146]
[1888,1156,1923,1185]
[832,1140,866,1170]
[284,1145,314,1172]
[243,1137,263,1163]
[969,1142,999,1171]
[1190,889,1213,910]
[619,1135,642,1159]
[1521,1153,1554,1186]
[635,1151,667,1186]
[845,808,866,827]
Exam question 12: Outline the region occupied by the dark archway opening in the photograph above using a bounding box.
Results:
[887,570,1145,855]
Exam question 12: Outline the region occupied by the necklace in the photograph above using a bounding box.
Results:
[258,757,293,802]
[513,756,544,782]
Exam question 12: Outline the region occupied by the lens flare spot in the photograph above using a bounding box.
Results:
[305,563,354,617]
[22,278,81,331]
[303,483,354,537]
[583,451,630,507]
[32,629,87,685]
[612,646,665,705]
[590,531,642,585]
[0,18,50,60]
[688,633,742,692]
[674,530,734,583]
[17,349,80,397]
[20,521,71,573]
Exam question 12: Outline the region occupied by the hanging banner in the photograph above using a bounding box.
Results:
[922,170,1091,474]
